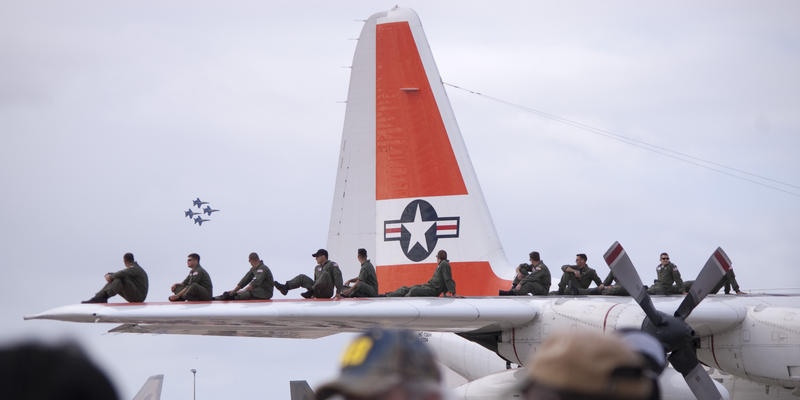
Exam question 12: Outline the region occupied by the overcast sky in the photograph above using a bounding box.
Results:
[1,1,799,398]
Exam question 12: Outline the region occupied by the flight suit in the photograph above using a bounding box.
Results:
[95,262,149,302]
[501,262,550,296]
[172,265,213,301]
[233,262,274,300]
[711,269,741,294]
[511,263,533,289]
[647,262,684,295]
[387,259,456,297]
[343,260,378,298]
[557,264,602,295]
[599,271,628,296]
[286,260,343,298]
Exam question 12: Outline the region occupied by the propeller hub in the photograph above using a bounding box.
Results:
[642,311,694,353]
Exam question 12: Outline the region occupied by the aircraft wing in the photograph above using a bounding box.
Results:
[25,297,540,339]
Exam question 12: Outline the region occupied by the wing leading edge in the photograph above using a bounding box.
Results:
[25,297,540,339]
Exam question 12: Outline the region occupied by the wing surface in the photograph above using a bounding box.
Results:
[26,297,540,338]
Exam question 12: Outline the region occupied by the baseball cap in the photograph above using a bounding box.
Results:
[312,249,328,258]
[520,331,654,399]
[316,329,442,399]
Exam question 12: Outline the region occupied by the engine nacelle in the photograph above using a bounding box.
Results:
[698,306,800,388]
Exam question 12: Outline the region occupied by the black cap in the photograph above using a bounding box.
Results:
[312,249,328,258]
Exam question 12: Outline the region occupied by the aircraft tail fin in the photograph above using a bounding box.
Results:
[327,7,512,295]
[289,380,315,400]
[132,374,164,400]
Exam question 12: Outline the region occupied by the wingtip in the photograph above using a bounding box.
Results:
[23,304,103,323]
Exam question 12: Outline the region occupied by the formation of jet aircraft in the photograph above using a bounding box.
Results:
[27,7,799,400]
[186,198,219,226]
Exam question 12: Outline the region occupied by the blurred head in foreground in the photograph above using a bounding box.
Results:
[316,328,444,400]
[519,331,659,400]
[0,341,118,399]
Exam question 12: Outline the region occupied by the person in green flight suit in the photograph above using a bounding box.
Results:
[385,250,456,297]
[499,251,550,296]
[274,248,343,298]
[647,252,685,295]
[711,268,745,295]
[594,270,629,296]
[169,253,213,301]
[83,252,148,303]
[340,248,378,298]
[215,252,275,300]
[509,263,533,291]
[556,253,605,295]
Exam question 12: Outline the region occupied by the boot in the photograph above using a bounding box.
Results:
[300,290,313,299]
[213,291,234,301]
[82,295,107,304]
[274,281,288,296]
[498,290,514,296]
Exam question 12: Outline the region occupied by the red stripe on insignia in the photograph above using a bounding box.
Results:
[604,243,624,266]
[385,228,402,233]
[436,225,457,230]
[714,250,731,271]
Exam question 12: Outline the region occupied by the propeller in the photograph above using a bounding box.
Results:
[603,241,728,400]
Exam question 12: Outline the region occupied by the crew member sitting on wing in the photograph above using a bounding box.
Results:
[555,253,604,295]
[385,250,456,297]
[82,252,148,304]
[339,248,378,298]
[214,252,275,301]
[711,267,745,295]
[594,270,629,296]
[647,252,686,295]
[499,251,550,296]
[169,253,213,301]
[274,249,343,299]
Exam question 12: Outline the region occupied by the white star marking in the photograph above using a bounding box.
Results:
[402,203,434,253]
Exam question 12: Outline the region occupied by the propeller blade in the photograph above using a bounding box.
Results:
[603,242,663,326]
[674,247,732,320]
[668,346,724,400]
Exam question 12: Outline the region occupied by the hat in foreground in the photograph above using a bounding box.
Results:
[521,331,655,400]
[316,328,442,399]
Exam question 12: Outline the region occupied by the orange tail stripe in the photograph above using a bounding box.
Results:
[375,22,468,200]
[377,261,511,296]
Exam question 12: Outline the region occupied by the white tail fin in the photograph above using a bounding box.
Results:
[133,374,164,400]
[327,7,511,295]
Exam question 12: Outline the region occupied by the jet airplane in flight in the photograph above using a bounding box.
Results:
[184,209,201,218]
[202,206,219,216]
[192,198,208,208]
